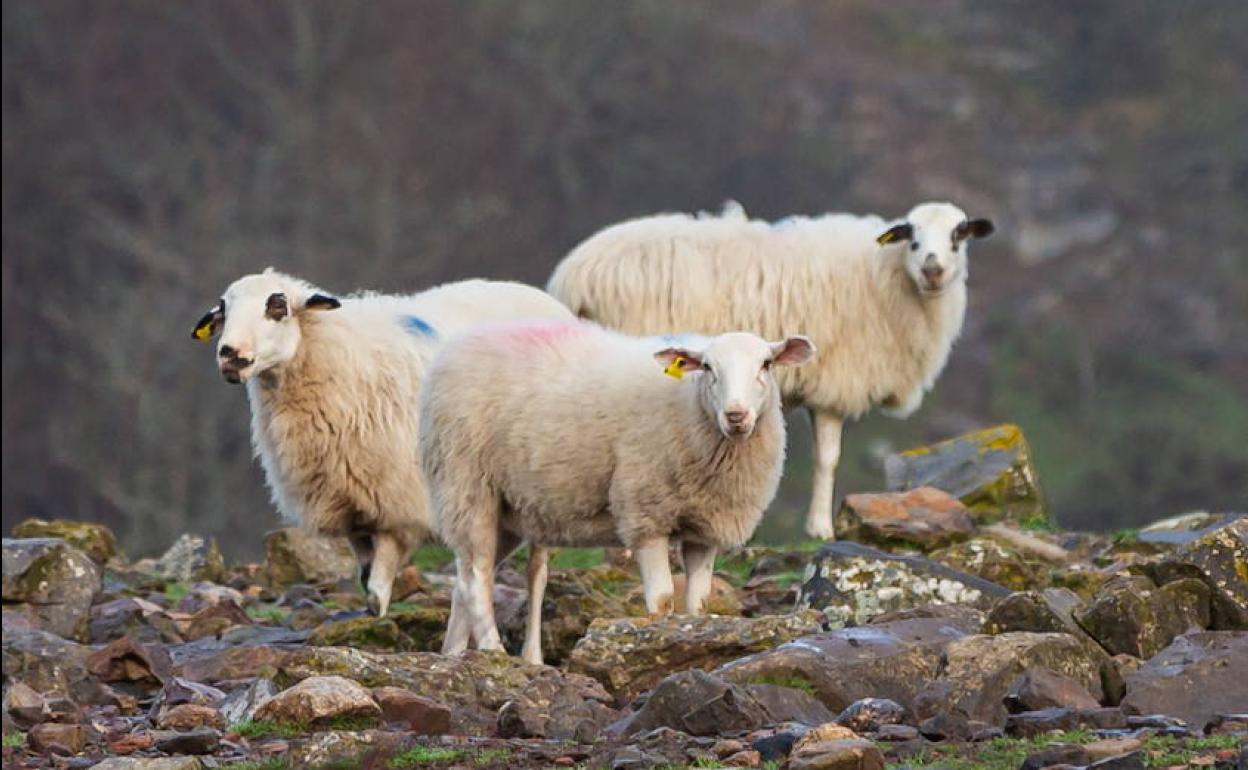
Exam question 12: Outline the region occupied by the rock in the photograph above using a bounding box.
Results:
[2,537,102,641]
[1138,511,1241,545]
[286,729,407,768]
[263,528,357,589]
[28,722,92,755]
[307,615,414,651]
[716,612,974,714]
[497,673,619,740]
[156,703,224,730]
[797,541,1011,626]
[724,748,762,767]
[153,534,225,584]
[1120,630,1248,732]
[12,519,119,564]
[90,597,180,645]
[153,727,219,754]
[182,600,254,641]
[5,680,47,727]
[834,487,975,549]
[2,627,96,701]
[87,636,173,687]
[253,675,381,725]
[371,687,451,734]
[883,423,1050,527]
[1087,750,1146,770]
[620,670,768,737]
[1144,518,1248,629]
[918,711,970,740]
[1075,575,1211,658]
[148,677,225,724]
[1004,707,1126,736]
[788,729,884,770]
[1205,713,1248,735]
[929,538,1044,592]
[1083,737,1144,761]
[389,607,451,652]
[745,683,836,727]
[88,758,204,770]
[752,732,798,761]
[984,587,1089,638]
[934,632,1105,725]
[1019,744,1089,770]
[834,698,908,733]
[218,678,279,725]
[567,611,825,702]
[874,724,919,741]
[1005,667,1101,713]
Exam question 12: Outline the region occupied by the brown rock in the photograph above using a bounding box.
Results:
[11,519,119,564]
[253,675,381,725]
[28,722,90,755]
[793,722,860,751]
[724,748,762,767]
[1004,707,1126,737]
[156,703,224,730]
[87,636,173,686]
[1076,575,1211,658]
[835,487,975,549]
[2,537,102,642]
[1144,517,1248,629]
[789,737,885,770]
[391,565,424,601]
[1083,737,1144,761]
[182,600,253,641]
[835,698,908,733]
[1120,630,1248,732]
[371,686,451,735]
[264,528,357,589]
[1005,667,1101,713]
[5,680,47,728]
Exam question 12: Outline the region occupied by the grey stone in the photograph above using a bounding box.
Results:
[2,537,102,641]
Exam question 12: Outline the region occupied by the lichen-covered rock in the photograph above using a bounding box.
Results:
[12,518,120,564]
[89,759,205,770]
[153,534,225,584]
[307,615,414,652]
[263,528,357,589]
[1004,668,1102,713]
[715,613,973,713]
[496,671,619,740]
[834,487,975,550]
[1075,575,1211,658]
[789,725,884,770]
[797,541,1011,626]
[372,686,452,734]
[618,669,769,737]
[884,423,1051,528]
[1,627,96,700]
[566,611,826,702]
[1138,511,1243,546]
[390,606,451,652]
[934,632,1106,725]
[218,678,278,725]
[835,698,909,733]
[1004,706,1126,737]
[929,538,1044,592]
[1143,517,1247,629]
[285,730,408,769]
[90,597,181,645]
[2,537,102,641]
[253,674,380,725]
[1120,630,1248,732]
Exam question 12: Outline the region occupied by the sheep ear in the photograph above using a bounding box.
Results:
[876,223,913,245]
[191,302,223,341]
[654,347,704,380]
[304,294,341,311]
[955,218,995,241]
[771,336,816,367]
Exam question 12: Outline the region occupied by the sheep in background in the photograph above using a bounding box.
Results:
[547,201,994,540]
[420,320,814,664]
[192,269,573,616]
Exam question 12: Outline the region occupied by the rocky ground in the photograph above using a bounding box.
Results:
[2,425,1246,770]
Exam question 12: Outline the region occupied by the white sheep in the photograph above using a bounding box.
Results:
[419,320,814,664]
[192,268,573,616]
[547,201,995,540]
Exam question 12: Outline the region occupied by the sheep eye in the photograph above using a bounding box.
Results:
[265,292,289,321]
[762,360,773,372]
[910,242,920,251]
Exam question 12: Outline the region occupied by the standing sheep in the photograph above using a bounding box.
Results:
[420,321,814,664]
[192,268,572,616]
[547,201,994,539]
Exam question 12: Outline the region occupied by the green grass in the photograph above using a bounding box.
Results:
[690,759,729,769]
[883,731,1109,770]
[714,553,753,586]
[410,545,455,571]
[1111,527,1140,544]
[2,732,24,748]
[386,746,468,767]
[549,548,606,570]
[246,603,287,623]
[228,720,306,739]
[224,761,291,770]
[745,673,817,696]
[326,715,381,732]
[473,748,513,766]
[163,581,191,603]
[1142,733,1240,767]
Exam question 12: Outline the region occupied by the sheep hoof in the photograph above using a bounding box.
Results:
[805,522,837,541]
[367,592,388,618]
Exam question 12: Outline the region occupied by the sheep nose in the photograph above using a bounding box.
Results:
[219,345,238,360]
[921,264,944,280]
[724,409,749,425]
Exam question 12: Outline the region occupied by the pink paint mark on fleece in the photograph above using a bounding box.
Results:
[496,320,590,349]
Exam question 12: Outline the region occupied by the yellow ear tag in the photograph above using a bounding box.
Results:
[876,231,895,245]
[193,323,213,341]
[664,356,686,380]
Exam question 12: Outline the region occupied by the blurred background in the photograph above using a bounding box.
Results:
[3,1,1246,558]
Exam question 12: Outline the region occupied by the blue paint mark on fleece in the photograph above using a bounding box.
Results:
[401,315,437,338]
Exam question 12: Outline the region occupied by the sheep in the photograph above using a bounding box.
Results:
[419,320,814,664]
[191,268,573,616]
[547,201,995,540]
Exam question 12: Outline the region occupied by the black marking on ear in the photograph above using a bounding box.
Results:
[192,301,224,341]
[305,294,341,311]
[954,218,995,242]
[265,292,289,321]
[877,223,914,245]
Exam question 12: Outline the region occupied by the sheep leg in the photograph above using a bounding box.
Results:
[366,532,409,618]
[806,409,844,540]
[680,540,716,615]
[634,537,675,616]
[520,545,549,666]
[348,531,375,595]
[443,579,472,656]
[455,531,504,652]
